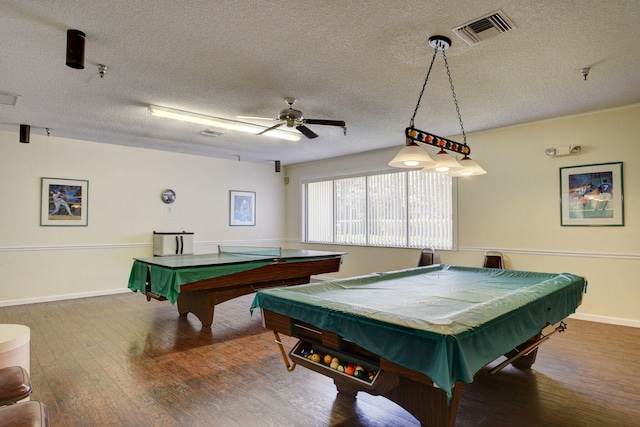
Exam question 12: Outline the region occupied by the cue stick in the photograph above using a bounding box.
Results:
[489,321,567,375]
[273,331,297,372]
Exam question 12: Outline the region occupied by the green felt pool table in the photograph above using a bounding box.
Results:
[251,264,586,427]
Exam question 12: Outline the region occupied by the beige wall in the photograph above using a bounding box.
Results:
[284,105,640,326]
[0,131,286,303]
[1,105,638,326]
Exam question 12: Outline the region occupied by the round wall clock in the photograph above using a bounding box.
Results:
[161,189,176,204]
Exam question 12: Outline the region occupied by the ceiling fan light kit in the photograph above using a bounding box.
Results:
[389,35,486,176]
[243,98,347,139]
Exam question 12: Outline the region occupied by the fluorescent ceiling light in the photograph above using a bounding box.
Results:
[148,105,300,141]
[260,129,301,142]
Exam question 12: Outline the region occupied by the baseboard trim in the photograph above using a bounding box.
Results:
[0,288,132,307]
[570,312,640,328]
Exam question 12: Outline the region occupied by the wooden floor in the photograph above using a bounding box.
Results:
[1,292,639,426]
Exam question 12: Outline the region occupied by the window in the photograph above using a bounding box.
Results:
[303,170,454,249]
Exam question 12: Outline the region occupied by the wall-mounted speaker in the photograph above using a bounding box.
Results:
[66,29,85,69]
[19,124,30,143]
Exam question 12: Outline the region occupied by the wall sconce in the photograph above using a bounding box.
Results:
[545,145,582,157]
[66,29,86,69]
[389,35,486,176]
[19,124,30,143]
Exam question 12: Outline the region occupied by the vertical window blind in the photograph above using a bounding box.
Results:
[304,170,454,249]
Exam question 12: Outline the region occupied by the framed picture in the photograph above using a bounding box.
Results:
[560,162,623,226]
[229,190,255,226]
[40,177,88,226]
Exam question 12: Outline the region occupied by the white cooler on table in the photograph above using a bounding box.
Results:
[153,231,194,256]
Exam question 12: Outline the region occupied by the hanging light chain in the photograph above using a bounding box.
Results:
[409,47,439,128]
[442,49,467,145]
[395,35,485,174]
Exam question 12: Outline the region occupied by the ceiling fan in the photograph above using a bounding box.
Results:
[240,98,346,139]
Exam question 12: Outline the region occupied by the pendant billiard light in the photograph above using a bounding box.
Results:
[389,35,486,176]
[66,29,86,69]
[387,139,435,168]
[448,155,487,176]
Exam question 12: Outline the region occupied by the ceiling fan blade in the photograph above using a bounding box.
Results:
[257,122,284,135]
[296,125,319,139]
[305,119,346,127]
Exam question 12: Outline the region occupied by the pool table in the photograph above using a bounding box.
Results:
[128,247,345,328]
[251,264,586,426]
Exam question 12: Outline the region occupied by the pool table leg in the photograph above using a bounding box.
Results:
[380,376,464,427]
[332,366,465,427]
[333,379,359,398]
[176,290,215,328]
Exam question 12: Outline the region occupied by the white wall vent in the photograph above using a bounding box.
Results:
[452,10,515,46]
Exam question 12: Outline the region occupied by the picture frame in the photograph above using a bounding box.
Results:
[40,177,89,226]
[229,190,256,226]
[560,162,623,226]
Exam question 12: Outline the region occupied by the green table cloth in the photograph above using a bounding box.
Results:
[251,264,586,400]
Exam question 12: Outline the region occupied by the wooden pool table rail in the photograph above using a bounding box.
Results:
[145,256,342,328]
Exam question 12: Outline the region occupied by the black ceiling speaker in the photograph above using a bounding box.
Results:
[20,124,30,143]
[66,29,85,69]
[275,160,281,173]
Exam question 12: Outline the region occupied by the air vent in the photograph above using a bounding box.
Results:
[200,129,225,137]
[0,91,21,106]
[452,10,515,46]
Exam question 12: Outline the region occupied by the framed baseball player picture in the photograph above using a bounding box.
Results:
[40,177,89,226]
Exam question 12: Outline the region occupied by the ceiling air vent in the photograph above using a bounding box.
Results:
[0,91,21,106]
[200,129,225,137]
[452,10,515,46]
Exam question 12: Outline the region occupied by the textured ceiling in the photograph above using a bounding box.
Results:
[1,1,639,166]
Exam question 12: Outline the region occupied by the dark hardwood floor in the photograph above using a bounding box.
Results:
[1,292,639,426]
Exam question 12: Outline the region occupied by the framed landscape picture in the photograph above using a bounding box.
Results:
[41,177,88,226]
[560,162,623,226]
[229,190,255,226]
